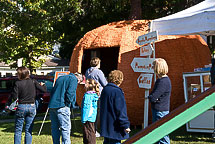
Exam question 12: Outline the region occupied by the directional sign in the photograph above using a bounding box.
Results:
[140,44,153,56]
[136,31,158,46]
[137,73,153,89]
[54,71,70,85]
[130,58,155,73]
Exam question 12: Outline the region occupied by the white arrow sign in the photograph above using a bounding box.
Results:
[137,73,153,89]
[136,31,158,46]
[130,58,155,73]
[140,44,153,56]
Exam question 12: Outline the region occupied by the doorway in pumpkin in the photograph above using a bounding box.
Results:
[82,47,119,77]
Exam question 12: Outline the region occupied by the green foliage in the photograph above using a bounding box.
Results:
[141,0,192,19]
[0,0,72,71]
[0,0,203,68]
[58,0,130,58]
[58,0,196,59]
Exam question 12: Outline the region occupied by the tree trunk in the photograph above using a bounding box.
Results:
[129,0,142,20]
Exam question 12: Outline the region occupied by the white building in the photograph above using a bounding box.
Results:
[0,58,70,77]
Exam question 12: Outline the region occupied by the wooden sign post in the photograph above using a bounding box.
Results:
[132,31,158,128]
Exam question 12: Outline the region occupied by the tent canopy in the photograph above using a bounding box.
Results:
[151,0,215,36]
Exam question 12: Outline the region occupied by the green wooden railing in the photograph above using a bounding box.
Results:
[124,85,215,144]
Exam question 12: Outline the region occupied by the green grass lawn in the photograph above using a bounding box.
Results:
[170,125,214,144]
[0,109,214,144]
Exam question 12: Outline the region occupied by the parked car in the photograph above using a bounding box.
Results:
[0,75,53,112]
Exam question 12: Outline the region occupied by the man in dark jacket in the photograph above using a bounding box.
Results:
[48,72,83,144]
[100,70,130,144]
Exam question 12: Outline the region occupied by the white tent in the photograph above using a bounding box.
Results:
[151,0,215,36]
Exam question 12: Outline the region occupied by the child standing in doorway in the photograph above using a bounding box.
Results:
[81,79,99,144]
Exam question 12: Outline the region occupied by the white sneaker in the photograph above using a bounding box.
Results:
[95,131,100,137]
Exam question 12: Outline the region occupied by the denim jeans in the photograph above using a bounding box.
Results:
[103,137,121,144]
[152,109,170,144]
[50,106,71,144]
[14,104,36,144]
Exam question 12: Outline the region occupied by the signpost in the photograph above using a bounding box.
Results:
[140,44,153,56]
[131,58,155,73]
[137,73,153,89]
[53,71,70,85]
[136,31,158,45]
[131,31,158,128]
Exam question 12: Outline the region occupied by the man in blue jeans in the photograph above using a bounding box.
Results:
[48,72,83,144]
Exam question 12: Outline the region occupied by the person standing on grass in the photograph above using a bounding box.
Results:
[81,79,99,144]
[147,58,171,144]
[85,57,107,137]
[5,66,47,144]
[48,72,84,144]
[100,70,131,144]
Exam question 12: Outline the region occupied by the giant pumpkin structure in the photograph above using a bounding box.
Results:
[69,20,211,125]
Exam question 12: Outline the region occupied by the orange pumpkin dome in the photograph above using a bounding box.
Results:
[69,20,211,125]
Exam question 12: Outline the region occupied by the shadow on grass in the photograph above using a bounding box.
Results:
[33,115,83,137]
[71,119,83,137]
[0,116,52,135]
[170,124,213,143]
[1,110,214,144]
[0,110,83,138]
[0,122,15,133]
[33,120,52,135]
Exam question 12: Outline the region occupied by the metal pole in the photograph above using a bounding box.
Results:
[144,89,149,128]
[38,108,49,136]
[153,42,156,83]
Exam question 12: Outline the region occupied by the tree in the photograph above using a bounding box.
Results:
[129,0,142,20]
[0,0,204,69]
[57,0,130,58]
[58,0,205,59]
[0,0,82,72]
[0,0,128,69]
